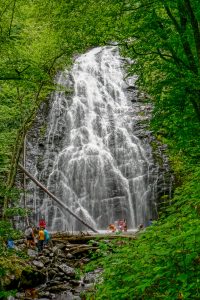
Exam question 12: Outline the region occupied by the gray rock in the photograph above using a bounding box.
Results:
[69,279,81,287]
[58,264,75,277]
[40,256,51,265]
[15,292,25,298]
[46,280,62,286]
[43,248,51,255]
[66,253,73,259]
[83,273,96,284]
[47,283,71,293]
[52,243,66,252]
[27,249,38,257]
[32,260,44,268]
[53,277,63,281]
[48,269,57,279]
[54,292,81,300]
[58,252,66,259]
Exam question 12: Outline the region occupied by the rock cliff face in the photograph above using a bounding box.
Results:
[126,91,173,207]
[24,46,173,231]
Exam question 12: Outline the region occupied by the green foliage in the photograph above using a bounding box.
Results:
[0,0,119,197]
[0,0,200,298]
[77,2,200,297]
[0,219,27,298]
[0,290,17,300]
[85,168,200,299]
[0,220,21,246]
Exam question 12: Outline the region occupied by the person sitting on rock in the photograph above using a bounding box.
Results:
[138,224,144,230]
[118,219,125,231]
[107,224,116,232]
[123,219,128,232]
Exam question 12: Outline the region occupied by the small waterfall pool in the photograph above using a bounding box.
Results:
[28,46,158,232]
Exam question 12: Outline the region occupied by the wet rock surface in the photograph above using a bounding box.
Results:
[123,87,174,216]
[7,233,107,300]
[21,48,173,233]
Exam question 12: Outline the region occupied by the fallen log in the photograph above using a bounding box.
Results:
[66,244,94,253]
[52,234,136,244]
[70,246,98,256]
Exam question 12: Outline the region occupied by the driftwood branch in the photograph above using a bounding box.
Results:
[18,163,98,233]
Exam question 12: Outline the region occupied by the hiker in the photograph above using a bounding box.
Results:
[39,216,46,229]
[123,219,127,232]
[147,219,153,226]
[7,238,14,249]
[33,226,39,248]
[114,220,119,231]
[107,224,116,232]
[44,228,50,246]
[25,226,35,247]
[38,227,45,252]
[118,219,125,231]
[138,224,144,230]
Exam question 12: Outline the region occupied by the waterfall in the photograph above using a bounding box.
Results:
[29,46,158,231]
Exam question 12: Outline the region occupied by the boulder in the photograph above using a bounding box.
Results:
[32,260,44,268]
[27,249,38,257]
[58,264,75,277]
[19,268,46,289]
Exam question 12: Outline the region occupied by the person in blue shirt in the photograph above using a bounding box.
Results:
[7,238,14,249]
[148,219,153,226]
[44,228,50,246]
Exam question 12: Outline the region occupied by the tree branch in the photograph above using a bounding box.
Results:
[162,0,198,74]
[122,1,157,12]
[0,76,22,80]
[47,51,66,75]
[15,65,30,75]
[161,0,181,32]
[155,14,189,69]
[131,44,185,67]
[184,0,200,68]
[0,0,13,21]
[8,0,16,36]
[177,0,198,73]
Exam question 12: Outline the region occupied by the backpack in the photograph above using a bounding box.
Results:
[25,227,33,239]
[7,239,14,249]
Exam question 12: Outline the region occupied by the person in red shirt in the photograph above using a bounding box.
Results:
[39,216,46,228]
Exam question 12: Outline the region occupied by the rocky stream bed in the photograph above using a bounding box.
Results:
[6,232,135,300]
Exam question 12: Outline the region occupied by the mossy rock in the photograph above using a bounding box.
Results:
[19,268,46,289]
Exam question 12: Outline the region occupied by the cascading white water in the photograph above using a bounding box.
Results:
[31,46,157,231]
